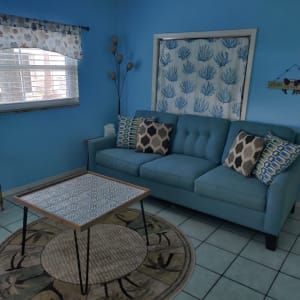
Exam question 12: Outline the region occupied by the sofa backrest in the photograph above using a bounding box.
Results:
[135,110,178,126]
[134,110,298,165]
[222,120,296,162]
[172,114,230,164]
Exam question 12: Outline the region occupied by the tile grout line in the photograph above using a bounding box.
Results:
[263,231,300,300]
[195,261,279,298]
[239,253,285,272]
[279,270,300,281]
[282,228,300,235]
[143,206,299,299]
[222,276,270,297]
[288,216,300,222]
[180,218,225,297]
[155,204,204,300]
[154,206,171,215]
[144,205,300,299]
[195,240,300,275]
[204,240,240,255]
[202,230,259,300]
[252,236,298,253]
[0,225,10,233]
[179,290,201,300]
[3,217,24,227]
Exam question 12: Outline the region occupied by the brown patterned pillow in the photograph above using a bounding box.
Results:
[224,131,265,177]
[136,120,173,155]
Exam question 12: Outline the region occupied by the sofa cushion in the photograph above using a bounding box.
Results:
[135,110,178,141]
[116,116,144,149]
[95,148,160,176]
[172,115,230,164]
[140,154,217,191]
[136,120,173,154]
[135,110,178,127]
[194,166,268,212]
[254,133,300,185]
[222,120,296,163]
[224,131,265,177]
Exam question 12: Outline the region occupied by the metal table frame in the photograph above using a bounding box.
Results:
[20,194,149,296]
[0,184,3,211]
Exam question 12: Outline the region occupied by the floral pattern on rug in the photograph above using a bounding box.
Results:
[0,209,194,300]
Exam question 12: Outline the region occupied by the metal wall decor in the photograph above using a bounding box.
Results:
[268,64,300,95]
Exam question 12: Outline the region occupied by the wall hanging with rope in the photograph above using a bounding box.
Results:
[268,64,300,95]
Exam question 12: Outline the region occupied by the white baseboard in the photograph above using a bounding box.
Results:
[3,167,86,197]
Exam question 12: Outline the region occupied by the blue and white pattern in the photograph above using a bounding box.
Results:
[254,133,300,185]
[156,37,249,119]
[0,13,82,59]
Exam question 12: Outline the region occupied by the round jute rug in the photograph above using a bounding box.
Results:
[0,208,195,299]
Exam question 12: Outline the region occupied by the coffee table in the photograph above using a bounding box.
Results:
[13,171,150,295]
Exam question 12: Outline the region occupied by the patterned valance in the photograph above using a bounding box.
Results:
[0,14,82,59]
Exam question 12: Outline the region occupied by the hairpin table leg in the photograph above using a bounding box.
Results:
[0,185,3,211]
[140,200,149,246]
[74,228,91,295]
[21,207,28,256]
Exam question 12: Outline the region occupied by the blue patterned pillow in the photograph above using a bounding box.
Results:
[117,116,155,149]
[117,116,144,149]
[254,133,300,185]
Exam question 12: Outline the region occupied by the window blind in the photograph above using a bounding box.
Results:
[0,48,79,111]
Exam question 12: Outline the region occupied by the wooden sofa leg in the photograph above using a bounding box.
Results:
[291,204,296,214]
[265,234,278,251]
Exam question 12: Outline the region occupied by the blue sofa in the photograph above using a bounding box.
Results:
[88,110,300,250]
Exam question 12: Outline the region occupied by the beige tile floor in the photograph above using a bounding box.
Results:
[1,196,300,300]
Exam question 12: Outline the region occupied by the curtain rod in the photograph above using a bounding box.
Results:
[79,26,90,32]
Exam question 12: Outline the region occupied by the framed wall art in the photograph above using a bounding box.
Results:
[151,29,257,120]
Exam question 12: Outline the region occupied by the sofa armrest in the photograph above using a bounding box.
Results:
[264,157,300,235]
[87,136,116,170]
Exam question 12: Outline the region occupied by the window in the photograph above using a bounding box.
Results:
[0,48,79,112]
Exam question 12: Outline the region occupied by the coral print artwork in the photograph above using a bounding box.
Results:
[156,37,250,120]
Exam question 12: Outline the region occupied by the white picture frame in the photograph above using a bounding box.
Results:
[151,29,257,120]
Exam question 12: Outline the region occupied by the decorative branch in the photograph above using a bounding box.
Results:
[108,36,134,115]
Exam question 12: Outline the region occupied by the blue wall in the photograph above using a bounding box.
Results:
[116,0,300,130]
[0,0,117,190]
[1,0,300,191]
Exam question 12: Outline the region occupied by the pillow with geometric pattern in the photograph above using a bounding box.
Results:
[116,116,148,149]
[253,132,300,185]
[224,131,265,177]
[136,120,173,155]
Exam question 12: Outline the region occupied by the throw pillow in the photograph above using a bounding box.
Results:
[224,131,265,177]
[254,133,300,185]
[136,120,173,155]
[116,116,144,149]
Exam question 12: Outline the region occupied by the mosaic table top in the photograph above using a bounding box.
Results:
[14,172,149,230]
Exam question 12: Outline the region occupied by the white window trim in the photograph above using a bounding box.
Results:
[0,97,79,113]
[0,48,80,113]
